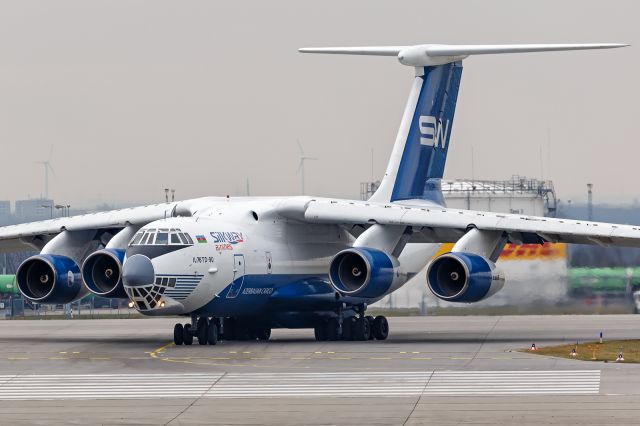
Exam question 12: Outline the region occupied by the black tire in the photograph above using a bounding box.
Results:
[372,315,389,340]
[342,317,355,341]
[353,317,370,341]
[366,316,375,340]
[314,322,327,341]
[173,323,184,346]
[326,318,340,341]
[255,327,271,341]
[207,320,219,345]
[197,317,209,345]
[183,323,193,345]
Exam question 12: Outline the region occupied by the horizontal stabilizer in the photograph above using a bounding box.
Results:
[298,46,404,56]
[299,43,628,66]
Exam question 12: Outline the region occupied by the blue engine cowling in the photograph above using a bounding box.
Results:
[81,249,127,299]
[16,254,84,304]
[329,247,396,299]
[426,252,505,303]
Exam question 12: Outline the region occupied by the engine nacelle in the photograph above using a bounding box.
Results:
[81,249,127,298]
[329,247,396,299]
[16,254,84,304]
[426,252,505,303]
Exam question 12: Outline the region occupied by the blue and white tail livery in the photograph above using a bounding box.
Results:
[300,43,627,204]
[382,61,462,203]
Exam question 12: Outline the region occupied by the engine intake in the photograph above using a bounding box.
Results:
[82,249,127,298]
[427,252,504,303]
[329,248,395,299]
[16,255,84,304]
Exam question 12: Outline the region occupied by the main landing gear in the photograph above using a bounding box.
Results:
[314,315,389,342]
[173,316,272,345]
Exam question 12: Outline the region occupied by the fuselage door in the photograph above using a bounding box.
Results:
[226,254,245,298]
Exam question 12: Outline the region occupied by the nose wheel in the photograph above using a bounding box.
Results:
[171,321,199,346]
[173,323,184,345]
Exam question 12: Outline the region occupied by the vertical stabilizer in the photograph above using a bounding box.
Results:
[299,43,627,204]
[370,62,462,203]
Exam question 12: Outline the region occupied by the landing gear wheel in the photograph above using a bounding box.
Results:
[326,318,340,341]
[366,316,375,340]
[353,317,371,341]
[372,316,389,340]
[173,323,184,345]
[197,317,209,345]
[183,323,193,345]
[342,317,355,341]
[314,321,328,341]
[207,319,219,345]
[255,327,271,341]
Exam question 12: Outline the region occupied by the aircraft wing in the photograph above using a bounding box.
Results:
[0,202,185,252]
[297,199,640,247]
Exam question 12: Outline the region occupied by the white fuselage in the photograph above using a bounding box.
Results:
[121,197,437,318]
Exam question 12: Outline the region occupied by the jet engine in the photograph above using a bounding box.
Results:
[16,254,84,304]
[329,247,397,299]
[81,248,127,298]
[426,252,505,303]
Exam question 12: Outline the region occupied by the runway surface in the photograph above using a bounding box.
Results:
[0,315,638,425]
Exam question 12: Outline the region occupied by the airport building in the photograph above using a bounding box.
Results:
[0,201,10,225]
[14,198,54,223]
[440,176,556,217]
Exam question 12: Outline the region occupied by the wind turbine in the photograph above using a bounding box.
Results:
[296,140,317,195]
[35,145,55,199]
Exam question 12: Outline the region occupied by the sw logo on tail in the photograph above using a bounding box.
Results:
[419,115,450,149]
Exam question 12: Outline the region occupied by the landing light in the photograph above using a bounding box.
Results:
[127,301,134,309]
[160,301,165,308]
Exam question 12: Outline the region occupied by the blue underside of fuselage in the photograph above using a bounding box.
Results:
[190,274,377,323]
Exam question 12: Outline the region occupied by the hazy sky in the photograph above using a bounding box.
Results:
[0,0,637,208]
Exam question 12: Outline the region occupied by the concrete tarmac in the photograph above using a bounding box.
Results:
[0,315,638,425]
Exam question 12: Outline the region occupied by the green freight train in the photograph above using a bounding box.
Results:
[568,267,640,295]
[0,275,18,295]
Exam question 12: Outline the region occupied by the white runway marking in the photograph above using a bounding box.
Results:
[0,371,600,400]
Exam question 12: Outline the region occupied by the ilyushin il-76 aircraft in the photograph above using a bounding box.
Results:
[0,43,636,345]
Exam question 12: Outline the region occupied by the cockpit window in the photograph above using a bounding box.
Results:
[156,232,169,245]
[129,228,194,246]
[130,232,144,245]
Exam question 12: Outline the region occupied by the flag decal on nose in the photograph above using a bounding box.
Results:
[195,235,207,244]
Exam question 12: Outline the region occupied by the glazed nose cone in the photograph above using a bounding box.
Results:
[122,254,155,287]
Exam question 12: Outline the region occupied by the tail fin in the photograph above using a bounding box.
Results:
[380,61,462,203]
[300,43,627,203]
